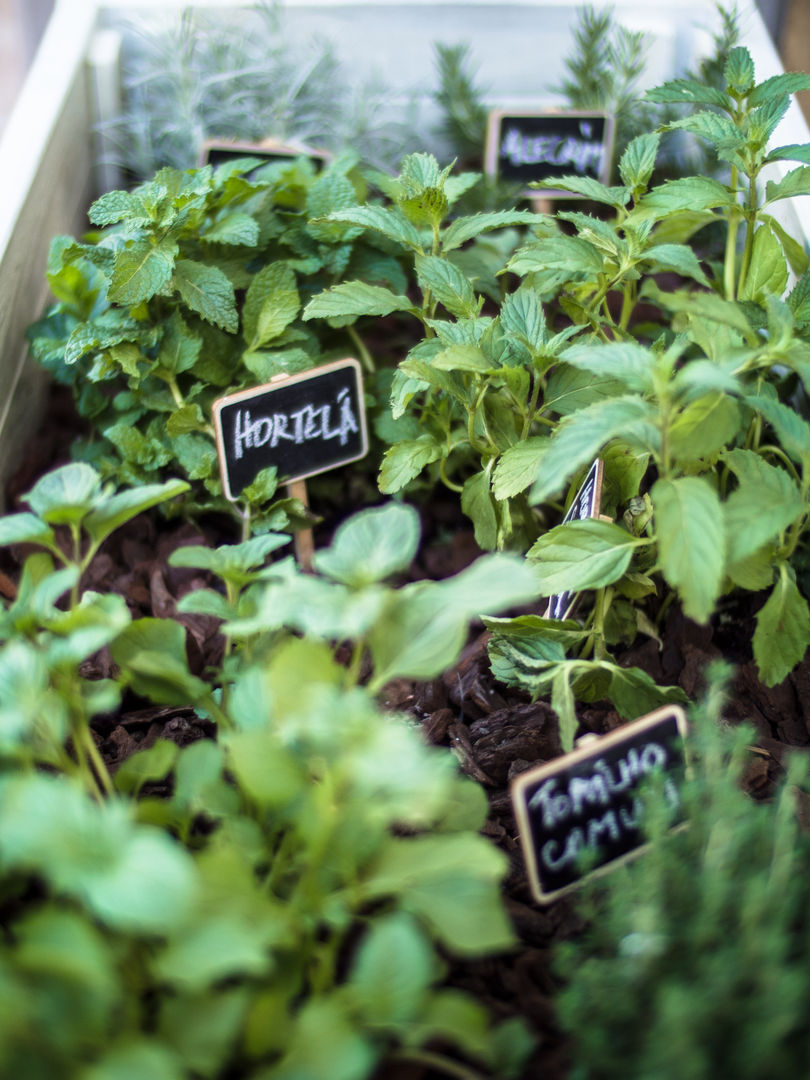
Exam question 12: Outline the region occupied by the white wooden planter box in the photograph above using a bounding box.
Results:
[0,0,806,500]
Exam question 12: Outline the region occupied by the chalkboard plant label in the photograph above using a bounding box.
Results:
[512,705,688,904]
[546,458,604,620]
[212,358,368,500]
[484,109,613,196]
[198,136,331,170]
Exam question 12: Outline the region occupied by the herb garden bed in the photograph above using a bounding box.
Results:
[5,3,810,1080]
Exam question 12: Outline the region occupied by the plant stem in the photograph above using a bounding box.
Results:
[724,164,740,300]
[391,1049,489,1080]
[346,324,375,373]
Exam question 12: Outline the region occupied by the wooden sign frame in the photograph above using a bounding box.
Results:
[198,136,332,171]
[484,109,614,198]
[511,705,689,905]
[212,358,368,502]
[545,457,605,620]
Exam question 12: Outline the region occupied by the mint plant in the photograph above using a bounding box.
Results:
[27,152,411,536]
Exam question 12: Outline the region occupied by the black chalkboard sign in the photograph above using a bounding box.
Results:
[512,706,688,904]
[546,458,604,620]
[212,359,368,500]
[485,110,614,196]
[198,138,331,173]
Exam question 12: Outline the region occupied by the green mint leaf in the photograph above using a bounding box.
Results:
[313,502,420,587]
[747,394,810,466]
[724,46,755,95]
[607,665,687,721]
[415,254,479,319]
[499,287,548,353]
[530,176,630,207]
[764,166,810,205]
[243,262,299,348]
[665,112,745,154]
[544,365,627,417]
[111,617,211,707]
[618,132,661,190]
[88,189,149,227]
[531,396,659,504]
[644,78,732,109]
[165,403,206,437]
[721,449,804,565]
[641,242,711,288]
[492,437,550,501]
[765,143,810,166]
[738,224,788,302]
[108,238,178,306]
[461,471,498,550]
[320,205,423,251]
[749,72,810,107]
[173,259,238,332]
[559,341,656,394]
[668,393,741,463]
[527,519,643,595]
[440,210,539,253]
[629,177,734,223]
[432,344,491,373]
[651,476,725,624]
[158,311,202,375]
[303,280,414,321]
[202,211,260,246]
[753,566,810,686]
[507,235,605,277]
[378,435,445,493]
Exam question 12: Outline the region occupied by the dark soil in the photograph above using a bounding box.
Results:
[5,382,808,1080]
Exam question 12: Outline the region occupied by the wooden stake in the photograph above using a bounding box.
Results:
[287,478,314,572]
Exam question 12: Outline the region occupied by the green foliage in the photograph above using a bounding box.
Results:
[0,485,536,1079]
[556,666,810,1079]
[28,153,417,534]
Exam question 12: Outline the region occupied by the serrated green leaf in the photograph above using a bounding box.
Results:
[608,665,687,721]
[461,471,498,550]
[642,243,710,287]
[531,396,659,504]
[721,448,804,564]
[415,254,479,319]
[666,111,745,154]
[88,188,146,227]
[111,617,211,707]
[378,434,445,493]
[725,46,755,94]
[321,205,423,250]
[499,287,548,353]
[651,476,725,624]
[173,259,237,332]
[440,210,538,253]
[747,394,810,465]
[508,235,604,277]
[738,224,788,302]
[749,71,810,107]
[644,78,732,109]
[531,175,629,206]
[765,143,810,166]
[243,262,299,348]
[202,211,260,246]
[527,519,643,595]
[669,393,741,463]
[432,343,491,373]
[544,365,627,416]
[492,437,549,500]
[765,166,810,205]
[630,177,734,222]
[558,341,655,394]
[618,132,661,190]
[109,238,177,306]
[303,280,414,321]
[753,566,810,685]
